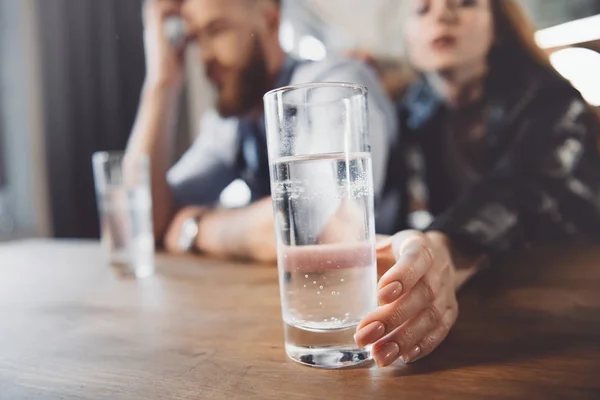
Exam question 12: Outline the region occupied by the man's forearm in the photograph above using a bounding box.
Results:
[195,198,277,262]
[127,82,180,240]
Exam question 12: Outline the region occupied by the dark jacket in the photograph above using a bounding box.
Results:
[397,67,600,256]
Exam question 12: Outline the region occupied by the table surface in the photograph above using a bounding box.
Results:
[1,240,600,400]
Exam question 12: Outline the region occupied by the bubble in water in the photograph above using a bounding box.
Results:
[323,319,328,322]
[317,291,321,295]
[337,292,340,295]
[304,274,308,279]
[313,281,317,284]
[345,313,350,317]
[331,291,336,295]
[341,278,345,282]
[303,285,306,288]
[319,285,323,290]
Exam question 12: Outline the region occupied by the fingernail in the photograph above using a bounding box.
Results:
[375,342,400,368]
[401,345,422,364]
[378,281,403,305]
[354,321,385,347]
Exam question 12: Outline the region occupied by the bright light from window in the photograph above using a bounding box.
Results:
[536,15,600,49]
[298,35,327,61]
[550,47,600,106]
[219,179,251,208]
[279,21,295,54]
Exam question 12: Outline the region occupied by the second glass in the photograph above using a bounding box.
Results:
[264,83,378,368]
[92,152,155,278]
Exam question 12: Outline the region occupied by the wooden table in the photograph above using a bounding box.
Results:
[1,240,600,400]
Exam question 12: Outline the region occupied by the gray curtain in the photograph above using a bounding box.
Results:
[37,0,146,238]
[0,92,5,189]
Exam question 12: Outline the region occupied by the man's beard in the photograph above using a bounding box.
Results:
[210,37,271,118]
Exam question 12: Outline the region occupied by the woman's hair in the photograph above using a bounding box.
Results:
[490,0,600,145]
[487,0,565,90]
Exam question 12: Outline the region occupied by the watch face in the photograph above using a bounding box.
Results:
[178,217,199,252]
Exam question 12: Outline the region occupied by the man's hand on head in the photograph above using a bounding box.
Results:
[143,0,186,88]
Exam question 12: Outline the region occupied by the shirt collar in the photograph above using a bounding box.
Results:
[402,78,444,131]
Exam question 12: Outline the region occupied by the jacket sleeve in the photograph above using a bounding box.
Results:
[427,90,600,256]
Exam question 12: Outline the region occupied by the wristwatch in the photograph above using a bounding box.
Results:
[177,216,201,252]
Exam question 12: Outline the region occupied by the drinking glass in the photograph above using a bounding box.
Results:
[92,152,154,278]
[264,83,378,368]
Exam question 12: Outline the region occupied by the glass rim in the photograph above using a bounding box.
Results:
[92,151,149,168]
[263,81,368,101]
[92,151,125,163]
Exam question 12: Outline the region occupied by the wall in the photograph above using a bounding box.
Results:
[521,0,600,28]
[0,0,51,239]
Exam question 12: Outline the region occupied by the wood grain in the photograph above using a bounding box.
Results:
[1,240,599,400]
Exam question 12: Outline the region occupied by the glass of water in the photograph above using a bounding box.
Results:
[92,152,155,278]
[264,83,378,368]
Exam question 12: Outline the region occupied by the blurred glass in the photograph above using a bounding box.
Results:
[92,152,154,278]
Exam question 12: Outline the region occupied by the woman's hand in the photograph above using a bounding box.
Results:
[356,230,459,367]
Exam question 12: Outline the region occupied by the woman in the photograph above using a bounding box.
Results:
[355,0,600,368]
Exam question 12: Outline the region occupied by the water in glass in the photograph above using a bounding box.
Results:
[271,152,378,368]
[98,185,154,278]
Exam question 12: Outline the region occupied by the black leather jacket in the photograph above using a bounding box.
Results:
[395,68,600,256]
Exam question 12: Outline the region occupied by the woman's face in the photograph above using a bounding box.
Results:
[404,0,495,75]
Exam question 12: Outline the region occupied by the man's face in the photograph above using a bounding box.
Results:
[182,0,271,117]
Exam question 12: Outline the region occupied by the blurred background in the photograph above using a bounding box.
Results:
[0,0,599,241]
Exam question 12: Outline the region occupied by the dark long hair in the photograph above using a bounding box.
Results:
[488,0,600,142]
[487,0,567,91]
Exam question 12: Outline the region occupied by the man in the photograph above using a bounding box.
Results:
[127,0,398,261]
